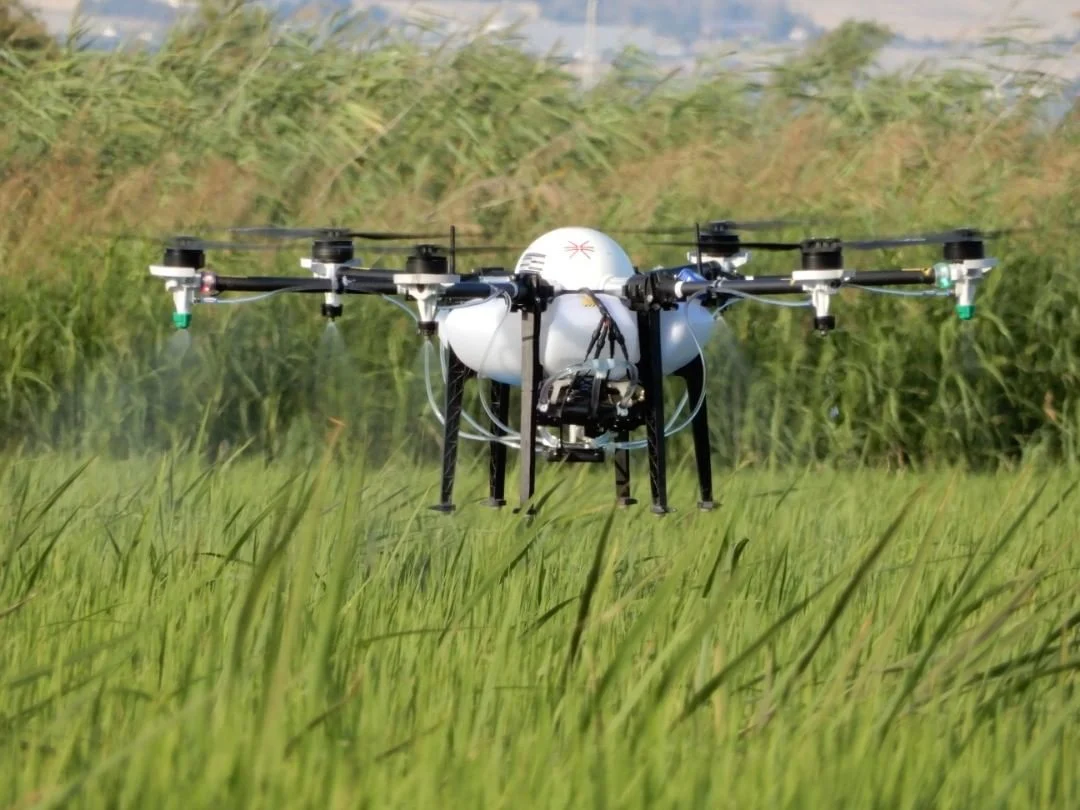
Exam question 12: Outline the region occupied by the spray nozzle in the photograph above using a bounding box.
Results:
[932,258,997,321]
[170,284,194,329]
[150,264,200,330]
[396,272,460,336]
[302,258,345,321]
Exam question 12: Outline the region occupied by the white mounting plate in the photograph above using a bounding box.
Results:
[396,273,460,286]
[791,269,844,282]
[149,265,199,279]
[941,257,998,284]
[300,258,349,272]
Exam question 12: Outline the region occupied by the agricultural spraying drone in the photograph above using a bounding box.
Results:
[148,219,1003,514]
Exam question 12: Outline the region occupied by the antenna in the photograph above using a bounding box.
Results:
[695,222,703,278]
[700,0,713,39]
[584,0,598,88]
[450,224,457,275]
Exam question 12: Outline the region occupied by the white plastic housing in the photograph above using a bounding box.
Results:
[149,265,199,280]
[435,226,716,385]
[512,226,638,291]
[792,269,843,320]
[437,294,715,386]
[172,285,193,316]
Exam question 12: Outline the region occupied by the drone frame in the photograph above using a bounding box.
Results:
[428,277,714,515]
[149,224,1001,515]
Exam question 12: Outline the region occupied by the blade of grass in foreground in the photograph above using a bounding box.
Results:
[771,484,927,706]
[560,505,616,690]
[577,534,706,733]
[873,475,1051,741]
[435,477,570,646]
[670,487,924,727]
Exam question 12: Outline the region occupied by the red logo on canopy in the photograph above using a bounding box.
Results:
[564,240,594,259]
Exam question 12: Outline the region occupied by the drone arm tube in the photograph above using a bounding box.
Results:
[843,269,934,286]
[205,273,402,296]
[706,270,934,298]
[210,276,333,293]
[628,267,939,306]
[712,278,801,296]
[674,277,800,299]
[441,281,519,299]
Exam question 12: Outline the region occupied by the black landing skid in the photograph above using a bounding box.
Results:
[429,302,715,516]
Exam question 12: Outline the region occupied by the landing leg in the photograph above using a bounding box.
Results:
[637,309,671,514]
[675,355,715,510]
[486,380,510,507]
[613,431,636,507]
[516,305,542,515]
[431,347,470,513]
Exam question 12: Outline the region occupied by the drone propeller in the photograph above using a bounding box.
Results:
[368,243,521,256]
[103,232,289,252]
[648,227,1013,254]
[225,226,451,241]
[162,235,287,252]
[648,239,800,250]
[839,226,1025,250]
[610,218,812,236]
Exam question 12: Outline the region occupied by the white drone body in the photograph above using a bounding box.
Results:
[436,227,715,386]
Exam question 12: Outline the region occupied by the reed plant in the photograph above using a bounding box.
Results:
[1,7,1079,468]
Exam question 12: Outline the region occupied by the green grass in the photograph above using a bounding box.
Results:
[3,14,1080,804]
[1,449,1078,808]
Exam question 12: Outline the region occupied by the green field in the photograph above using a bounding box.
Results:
[1,453,1079,808]
[3,4,1080,807]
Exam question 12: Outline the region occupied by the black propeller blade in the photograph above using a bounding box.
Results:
[648,227,1015,253]
[163,235,285,251]
[105,231,289,251]
[841,227,1020,250]
[225,226,451,241]
[647,239,802,251]
[370,243,522,256]
[610,218,813,236]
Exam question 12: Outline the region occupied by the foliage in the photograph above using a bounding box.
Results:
[0,0,56,54]
[0,7,1078,470]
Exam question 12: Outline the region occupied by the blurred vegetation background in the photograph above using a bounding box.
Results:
[1,0,1079,471]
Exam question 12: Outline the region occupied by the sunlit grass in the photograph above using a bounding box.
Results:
[1,449,1078,808]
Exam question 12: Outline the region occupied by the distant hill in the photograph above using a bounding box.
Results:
[45,0,818,50]
[509,0,815,43]
[20,0,1080,86]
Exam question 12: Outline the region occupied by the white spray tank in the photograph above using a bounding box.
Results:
[437,227,715,385]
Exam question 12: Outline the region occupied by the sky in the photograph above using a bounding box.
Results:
[790,1,1076,41]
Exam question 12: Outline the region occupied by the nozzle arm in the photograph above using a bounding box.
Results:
[624,266,941,307]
